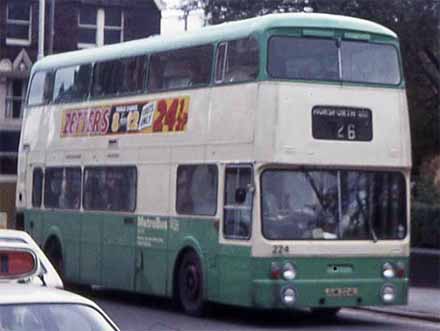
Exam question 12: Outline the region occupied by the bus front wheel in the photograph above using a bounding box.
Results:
[177,250,205,316]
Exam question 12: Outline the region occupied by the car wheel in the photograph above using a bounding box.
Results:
[178,251,205,316]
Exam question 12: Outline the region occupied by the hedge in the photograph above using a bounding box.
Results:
[411,202,440,249]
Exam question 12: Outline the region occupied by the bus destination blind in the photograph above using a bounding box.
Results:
[312,106,372,141]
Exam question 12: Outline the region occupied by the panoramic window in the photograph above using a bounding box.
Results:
[6,1,32,45]
[268,36,401,85]
[176,165,218,216]
[216,38,259,83]
[27,71,52,106]
[83,167,137,212]
[148,45,213,91]
[261,169,407,241]
[44,168,81,210]
[53,64,92,103]
[32,168,43,208]
[223,165,253,239]
[92,56,147,97]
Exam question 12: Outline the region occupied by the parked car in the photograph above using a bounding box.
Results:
[0,230,63,288]
[0,238,120,330]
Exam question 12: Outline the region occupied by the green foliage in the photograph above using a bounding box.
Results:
[411,202,440,249]
[414,175,440,205]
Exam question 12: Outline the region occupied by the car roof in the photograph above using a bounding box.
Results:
[0,284,95,306]
[0,229,32,242]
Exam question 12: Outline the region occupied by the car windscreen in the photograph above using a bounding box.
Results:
[0,303,116,331]
[268,36,401,85]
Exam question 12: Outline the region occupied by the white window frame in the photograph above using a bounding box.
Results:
[78,8,124,49]
[6,3,32,46]
[103,10,124,46]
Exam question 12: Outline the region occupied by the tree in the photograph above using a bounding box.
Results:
[177,0,205,30]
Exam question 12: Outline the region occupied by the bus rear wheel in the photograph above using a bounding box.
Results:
[44,238,64,278]
[177,251,205,316]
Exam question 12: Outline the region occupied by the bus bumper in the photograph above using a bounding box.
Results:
[251,278,408,309]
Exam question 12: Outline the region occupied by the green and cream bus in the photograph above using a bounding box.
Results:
[16,13,411,315]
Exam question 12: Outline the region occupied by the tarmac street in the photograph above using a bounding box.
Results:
[77,288,440,331]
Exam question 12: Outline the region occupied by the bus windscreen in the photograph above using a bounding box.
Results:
[268,36,401,85]
[261,169,407,241]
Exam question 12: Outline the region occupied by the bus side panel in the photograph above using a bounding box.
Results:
[135,164,171,296]
[24,209,43,245]
[101,213,136,291]
[135,215,169,296]
[80,213,102,285]
[216,245,253,307]
[166,217,220,301]
[42,211,81,282]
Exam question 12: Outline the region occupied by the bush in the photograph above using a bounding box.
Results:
[411,202,440,249]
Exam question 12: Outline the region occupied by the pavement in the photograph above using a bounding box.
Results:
[363,287,440,322]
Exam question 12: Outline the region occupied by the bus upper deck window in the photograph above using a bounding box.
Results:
[222,38,259,83]
[27,71,52,106]
[148,45,213,92]
[53,64,91,103]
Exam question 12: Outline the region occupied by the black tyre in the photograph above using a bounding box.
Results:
[177,251,205,316]
[44,239,64,278]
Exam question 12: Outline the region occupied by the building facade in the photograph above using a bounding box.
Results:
[0,0,163,228]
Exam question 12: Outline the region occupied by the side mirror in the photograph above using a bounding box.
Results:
[235,188,247,204]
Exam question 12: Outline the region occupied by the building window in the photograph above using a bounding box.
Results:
[78,7,124,49]
[0,131,20,176]
[5,79,27,119]
[6,2,32,46]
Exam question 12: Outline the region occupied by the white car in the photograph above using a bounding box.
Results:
[0,230,63,288]
[0,284,119,331]
[0,236,120,330]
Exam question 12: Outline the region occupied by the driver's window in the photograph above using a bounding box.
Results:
[223,165,253,240]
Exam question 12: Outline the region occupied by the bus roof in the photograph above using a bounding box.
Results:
[32,13,397,72]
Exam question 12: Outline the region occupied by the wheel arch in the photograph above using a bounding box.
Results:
[171,236,205,301]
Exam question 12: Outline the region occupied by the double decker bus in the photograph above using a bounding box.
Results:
[16,13,411,315]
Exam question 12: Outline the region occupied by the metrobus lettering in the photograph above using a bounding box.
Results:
[137,217,168,231]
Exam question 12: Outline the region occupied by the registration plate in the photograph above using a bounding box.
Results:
[325,287,358,297]
[312,106,372,141]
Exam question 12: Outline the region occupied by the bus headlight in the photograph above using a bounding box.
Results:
[382,262,395,279]
[281,287,297,305]
[282,263,297,280]
[381,284,396,303]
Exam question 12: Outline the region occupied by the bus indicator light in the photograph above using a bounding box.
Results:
[271,262,281,279]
